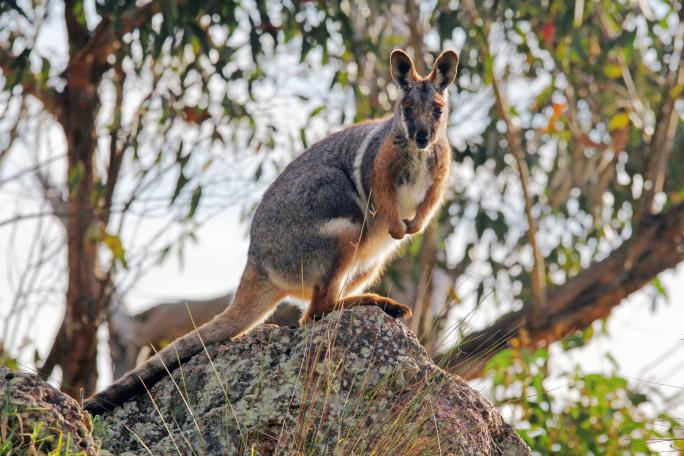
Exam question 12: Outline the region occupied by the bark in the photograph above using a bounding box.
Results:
[43,58,102,396]
[409,224,437,341]
[437,202,684,379]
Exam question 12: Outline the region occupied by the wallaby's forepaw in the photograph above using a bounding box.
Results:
[389,221,407,239]
[404,218,422,235]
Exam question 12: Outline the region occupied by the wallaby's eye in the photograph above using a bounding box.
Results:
[403,106,413,117]
[433,107,443,118]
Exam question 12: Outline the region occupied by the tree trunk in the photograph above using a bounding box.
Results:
[41,64,102,398]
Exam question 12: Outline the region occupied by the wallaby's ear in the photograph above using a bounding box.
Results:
[390,49,417,91]
[429,50,459,92]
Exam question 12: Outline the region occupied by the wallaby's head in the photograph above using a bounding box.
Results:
[390,49,459,149]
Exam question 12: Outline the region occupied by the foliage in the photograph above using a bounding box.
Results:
[441,0,683,306]
[485,340,682,454]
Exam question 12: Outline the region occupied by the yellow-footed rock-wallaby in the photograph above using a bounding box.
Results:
[85,49,459,414]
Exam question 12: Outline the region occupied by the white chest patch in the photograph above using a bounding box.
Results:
[318,217,361,239]
[396,159,433,221]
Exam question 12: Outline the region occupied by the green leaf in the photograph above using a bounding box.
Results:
[38,58,50,85]
[103,232,127,268]
[608,112,630,131]
[483,54,494,85]
[158,245,172,264]
[300,128,308,148]
[629,392,648,406]
[254,162,263,181]
[248,16,261,63]
[67,162,85,195]
[188,186,202,219]
[561,331,586,350]
[309,105,325,118]
[171,172,190,205]
[651,277,668,298]
[71,1,87,27]
[602,63,622,79]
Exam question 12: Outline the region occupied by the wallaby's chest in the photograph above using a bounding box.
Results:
[395,154,433,220]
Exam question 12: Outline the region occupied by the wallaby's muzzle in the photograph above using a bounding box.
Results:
[415,129,430,149]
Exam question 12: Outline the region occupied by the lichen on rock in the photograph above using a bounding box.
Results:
[96,306,530,455]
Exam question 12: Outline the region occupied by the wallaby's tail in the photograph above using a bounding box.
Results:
[85,265,282,414]
[84,315,220,414]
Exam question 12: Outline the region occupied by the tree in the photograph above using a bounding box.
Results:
[0,0,682,406]
[431,0,684,376]
[0,0,331,395]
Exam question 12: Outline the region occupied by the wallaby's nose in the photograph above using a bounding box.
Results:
[415,130,429,148]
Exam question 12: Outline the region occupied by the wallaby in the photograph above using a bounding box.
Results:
[85,49,459,414]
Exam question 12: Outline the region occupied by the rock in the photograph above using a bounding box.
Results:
[97,306,530,455]
[0,307,529,455]
[0,368,100,454]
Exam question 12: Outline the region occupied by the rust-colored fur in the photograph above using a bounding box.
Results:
[371,135,451,239]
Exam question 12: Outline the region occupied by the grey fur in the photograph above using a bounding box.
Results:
[250,117,394,288]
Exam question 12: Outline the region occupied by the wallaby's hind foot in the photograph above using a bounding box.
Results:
[339,293,412,319]
[306,293,412,322]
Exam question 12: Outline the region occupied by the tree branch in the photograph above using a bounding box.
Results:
[101,66,126,226]
[0,47,64,120]
[406,0,425,73]
[69,0,164,73]
[34,169,66,225]
[624,22,682,270]
[409,224,437,340]
[64,0,89,54]
[436,201,684,379]
[643,56,684,213]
